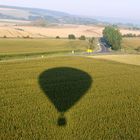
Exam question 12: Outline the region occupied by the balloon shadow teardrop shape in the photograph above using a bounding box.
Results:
[39,67,92,124]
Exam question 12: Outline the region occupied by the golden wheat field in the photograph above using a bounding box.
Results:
[0,24,140,38]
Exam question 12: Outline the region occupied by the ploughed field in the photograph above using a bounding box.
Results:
[0,56,140,140]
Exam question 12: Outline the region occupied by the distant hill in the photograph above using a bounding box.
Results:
[0,5,139,27]
[0,5,99,25]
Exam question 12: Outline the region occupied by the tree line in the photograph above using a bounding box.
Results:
[56,34,86,40]
[122,33,140,37]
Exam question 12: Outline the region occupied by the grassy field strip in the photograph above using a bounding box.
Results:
[0,51,75,61]
[0,53,77,63]
[88,54,140,66]
[0,38,89,61]
[0,39,88,54]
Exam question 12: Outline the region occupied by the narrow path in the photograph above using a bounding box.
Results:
[96,38,110,54]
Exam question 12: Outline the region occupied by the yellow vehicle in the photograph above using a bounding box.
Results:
[87,49,93,53]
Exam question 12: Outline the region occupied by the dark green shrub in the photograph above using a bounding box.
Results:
[56,36,60,39]
[79,35,86,40]
[23,35,30,39]
[135,46,140,52]
[68,34,76,39]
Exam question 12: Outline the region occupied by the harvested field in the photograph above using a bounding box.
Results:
[89,54,140,66]
[0,24,140,38]
[121,37,140,53]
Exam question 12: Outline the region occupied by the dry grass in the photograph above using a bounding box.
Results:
[122,38,140,48]
[89,54,140,66]
[121,37,140,53]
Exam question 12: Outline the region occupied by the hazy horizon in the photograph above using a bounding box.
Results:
[0,0,140,24]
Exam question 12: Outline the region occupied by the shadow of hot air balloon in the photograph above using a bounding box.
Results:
[39,67,92,126]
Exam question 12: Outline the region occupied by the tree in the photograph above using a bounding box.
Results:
[79,35,86,40]
[68,34,76,39]
[135,46,140,52]
[3,35,7,38]
[88,37,95,49]
[123,33,137,37]
[56,36,60,39]
[89,37,95,44]
[103,26,122,50]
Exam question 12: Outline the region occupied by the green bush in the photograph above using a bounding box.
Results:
[79,35,86,40]
[23,35,30,39]
[56,36,60,39]
[135,46,140,52]
[68,34,76,39]
[88,37,95,49]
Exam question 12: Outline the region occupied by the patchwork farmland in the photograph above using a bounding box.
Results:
[0,5,140,139]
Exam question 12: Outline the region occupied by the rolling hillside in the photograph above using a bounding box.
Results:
[0,5,98,24]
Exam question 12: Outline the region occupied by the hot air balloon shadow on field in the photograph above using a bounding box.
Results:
[39,67,92,126]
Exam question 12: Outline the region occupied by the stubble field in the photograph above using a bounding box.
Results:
[121,37,140,53]
[0,24,140,38]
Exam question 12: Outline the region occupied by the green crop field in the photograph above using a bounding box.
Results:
[0,39,89,54]
[0,56,140,140]
[122,37,140,53]
[0,39,89,60]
